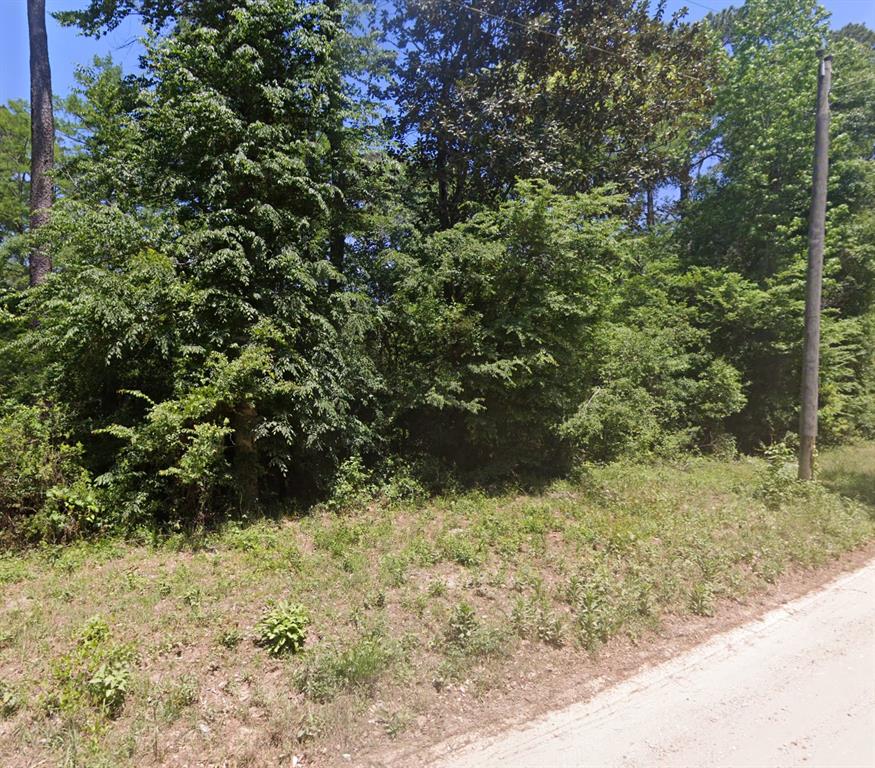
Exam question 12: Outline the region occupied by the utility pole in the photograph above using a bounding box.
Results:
[798,52,832,481]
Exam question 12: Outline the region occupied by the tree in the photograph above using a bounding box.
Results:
[387,0,719,230]
[13,0,387,519]
[0,102,31,242]
[679,1,875,445]
[27,0,55,286]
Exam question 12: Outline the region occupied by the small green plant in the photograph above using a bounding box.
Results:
[377,707,411,739]
[0,681,18,718]
[328,455,375,511]
[313,519,366,558]
[296,711,323,743]
[689,582,716,617]
[439,532,483,567]
[567,572,615,651]
[296,634,394,702]
[756,441,803,509]
[87,661,131,716]
[511,595,564,647]
[51,616,135,718]
[381,553,409,586]
[218,627,242,649]
[363,589,386,609]
[446,602,478,648]
[160,676,198,721]
[255,602,309,656]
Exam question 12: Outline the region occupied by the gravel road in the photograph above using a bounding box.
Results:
[442,559,875,768]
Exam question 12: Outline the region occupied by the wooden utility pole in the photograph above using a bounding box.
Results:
[27,0,55,286]
[798,53,832,481]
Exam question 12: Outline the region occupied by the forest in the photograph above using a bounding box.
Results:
[1,0,874,542]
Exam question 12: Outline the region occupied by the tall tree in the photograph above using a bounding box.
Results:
[387,0,719,230]
[678,1,875,445]
[27,0,55,286]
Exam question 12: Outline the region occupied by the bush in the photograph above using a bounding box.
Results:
[255,602,309,656]
[756,440,805,508]
[0,402,102,543]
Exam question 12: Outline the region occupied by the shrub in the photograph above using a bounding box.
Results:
[756,441,804,508]
[255,602,309,656]
[0,402,102,543]
[327,455,375,511]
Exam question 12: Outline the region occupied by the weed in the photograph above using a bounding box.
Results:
[363,589,386,609]
[160,677,198,721]
[296,711,323,743]
[314,519,366,558]
[182,587,202,608]
[0,681,18,718]
[567,571,615,651]
[296,633,395,702]
[218,627,242,649]
[439,532,483,567]
[377,707,411,739]
[255,602,309,656]
[688,582,716,616]
[51,616,135,718]
[381,553,409,586]
[756,441,804,508]
[446,602,478,649]
[88,661,131,715]
[511,595,564,647]
[223,523,303,572]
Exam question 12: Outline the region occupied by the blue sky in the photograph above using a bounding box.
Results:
[1,0,873,103]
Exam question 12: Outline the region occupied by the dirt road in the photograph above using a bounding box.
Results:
[441,559,875,768]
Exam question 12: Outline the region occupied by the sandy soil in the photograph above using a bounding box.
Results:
[438,555,875,767]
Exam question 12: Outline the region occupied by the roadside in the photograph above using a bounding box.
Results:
[377,542,875,767]
[437,557,875,768]
[1,443,874,767]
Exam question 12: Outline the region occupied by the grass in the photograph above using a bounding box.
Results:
[1,443,874,767]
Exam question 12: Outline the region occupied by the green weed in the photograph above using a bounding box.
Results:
[50,616,135,718]
[0,681,18,718]
[255,602,309,656]
[296,633,395,702]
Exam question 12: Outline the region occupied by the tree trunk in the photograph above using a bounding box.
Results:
[678,163,692,206]
[436,139,450,229]
[646,186,655,228]
[27,0,54,286]
[232,402,259,514]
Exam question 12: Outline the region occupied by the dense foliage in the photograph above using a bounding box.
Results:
[0,0,872,538]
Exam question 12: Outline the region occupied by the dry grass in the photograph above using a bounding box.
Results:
[1,443,874,767]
